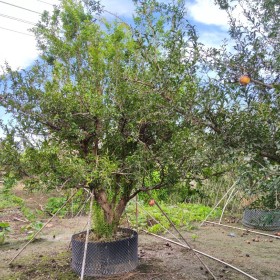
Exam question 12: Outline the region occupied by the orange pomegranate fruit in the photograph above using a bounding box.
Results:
[149,199,155,206]
[239,75,251,85]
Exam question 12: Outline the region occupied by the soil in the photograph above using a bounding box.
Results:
[75,229,134,243]
[1,184,280,280]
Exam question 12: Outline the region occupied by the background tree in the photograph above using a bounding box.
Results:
[199,0,280,208]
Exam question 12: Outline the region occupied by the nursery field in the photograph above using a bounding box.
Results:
[1,184,280,280]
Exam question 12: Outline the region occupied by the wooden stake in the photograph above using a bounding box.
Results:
[136,194,138,232]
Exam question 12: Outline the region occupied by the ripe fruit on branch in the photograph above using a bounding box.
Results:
[239,74,251,85]
[149,199,155,206]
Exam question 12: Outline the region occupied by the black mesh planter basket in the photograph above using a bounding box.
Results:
[242,208,280,231]
[71,227,138,276]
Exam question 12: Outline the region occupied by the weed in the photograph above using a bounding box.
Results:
[191,234,199,241]
[126,201,221,234]
[45,197,68,216]
[92,202,114,239]
[0,222,10,245]
[20,221,44,240]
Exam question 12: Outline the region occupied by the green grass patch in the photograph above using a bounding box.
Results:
[0,190,24,210]
[126,202,221,234]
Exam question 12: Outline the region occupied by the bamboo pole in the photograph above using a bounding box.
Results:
[8,190,78,265]
[136,194,138,232]
[200,179,239,226]
[204,221,280,239]
[219,187,236,224]
[74,194,91,218]
[80,190,94,280]
[143,230,259,280]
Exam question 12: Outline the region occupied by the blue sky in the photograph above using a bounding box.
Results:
[0,0,232,134]
[0,0,231,69]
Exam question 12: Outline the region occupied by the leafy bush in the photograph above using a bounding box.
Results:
[92,202,114,240]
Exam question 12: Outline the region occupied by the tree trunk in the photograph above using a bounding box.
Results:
[94,188,129,234]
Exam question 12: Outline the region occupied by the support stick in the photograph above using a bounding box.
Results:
[200,179,240,226]
[74,194,91,218]
[219,187,236,224]
[8,190,78,265]
[136,194,138,232]
[204,221,280,239]
[80,190,94,280]
[143,230,259,280]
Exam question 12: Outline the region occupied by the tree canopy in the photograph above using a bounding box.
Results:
[0,0,207,230]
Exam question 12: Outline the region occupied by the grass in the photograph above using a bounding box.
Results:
[0,190,24,210]
[126,201,221,234]
[5,251,78,280]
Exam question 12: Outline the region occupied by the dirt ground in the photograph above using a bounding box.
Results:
[0,186,280,280]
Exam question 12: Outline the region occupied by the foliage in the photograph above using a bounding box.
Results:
[92,202,114,239]
[20,221,44,241]
[201,0,280,162]
[240,161,280,209]
[0,0,278,237]
[0,222,10,245]
[45,197,68,216]
[0,0,209,237]
[126,201,221,234]
[0,173,23,210]
[199,0,280,206]
[45,189,89,217]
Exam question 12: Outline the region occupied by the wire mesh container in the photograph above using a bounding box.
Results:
[71,227,138,276]
[242,208,280,231]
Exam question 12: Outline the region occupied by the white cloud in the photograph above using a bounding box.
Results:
[0,0,59,70]
[102,0,135,18]
[0,0,136,71]
[198,30,229,48]
[187,0,229,28]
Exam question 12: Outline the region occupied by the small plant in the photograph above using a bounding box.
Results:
[45,190,87,217]
[21,205,37,221]
[0,222,11,245]
[92,202,114,240]
[45,197,68,217]
[191,234,198,241]
[21,221,44,240]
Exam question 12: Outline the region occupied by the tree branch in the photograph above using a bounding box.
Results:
[129,183,166,200]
